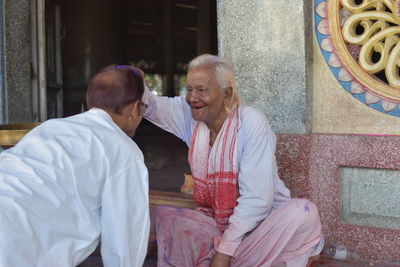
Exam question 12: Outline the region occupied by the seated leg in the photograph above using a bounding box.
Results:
[231,198,322,267]
[150,205,221,267]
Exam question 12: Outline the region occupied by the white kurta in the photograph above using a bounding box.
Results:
[0,109,150,267]
[143,88,291,256]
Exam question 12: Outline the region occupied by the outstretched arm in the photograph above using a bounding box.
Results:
[142,84,195,145]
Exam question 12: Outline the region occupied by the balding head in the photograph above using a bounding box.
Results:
[86,65,144,114]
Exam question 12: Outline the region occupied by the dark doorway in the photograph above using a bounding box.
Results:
[60,0,217,116]
[56,0,218,191]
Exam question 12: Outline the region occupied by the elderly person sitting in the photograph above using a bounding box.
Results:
[144,54,323,267]
[0,65,150,267]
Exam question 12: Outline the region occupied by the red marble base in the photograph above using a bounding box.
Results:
[276,134,400,263]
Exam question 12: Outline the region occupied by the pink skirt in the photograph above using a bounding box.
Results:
[150,198,322,267]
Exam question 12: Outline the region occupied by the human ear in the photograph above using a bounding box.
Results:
[224,87,233,99]
[129,100,141,117]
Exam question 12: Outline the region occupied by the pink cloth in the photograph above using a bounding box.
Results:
[150,198,322,267]
[189,109,239,231]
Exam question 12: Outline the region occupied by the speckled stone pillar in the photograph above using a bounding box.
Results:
[2,0,32,124]
[0,0,6,124]
[217,0,312,134]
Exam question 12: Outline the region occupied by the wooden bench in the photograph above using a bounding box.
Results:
[149,189,196,210]
[0,122,40,148]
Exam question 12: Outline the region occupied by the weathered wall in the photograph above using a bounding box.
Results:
[0,0,5,124]
[217,0,312,134]
[277,134,400,263]
[2,0,32,123]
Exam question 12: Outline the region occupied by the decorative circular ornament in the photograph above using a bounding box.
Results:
[314,0,400,117]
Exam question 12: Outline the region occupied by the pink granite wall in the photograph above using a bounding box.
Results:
[276,133,400,263]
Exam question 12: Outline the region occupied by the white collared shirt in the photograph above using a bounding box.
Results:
[0,108,150,267]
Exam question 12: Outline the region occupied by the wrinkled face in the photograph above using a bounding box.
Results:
[185,66,225,124]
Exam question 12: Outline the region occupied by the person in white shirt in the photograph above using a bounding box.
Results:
[0,65,150,267]
[143,54,323,267]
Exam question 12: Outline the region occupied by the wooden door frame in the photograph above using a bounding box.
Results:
[31,0,47,121]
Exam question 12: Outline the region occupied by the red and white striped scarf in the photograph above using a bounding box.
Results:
[188,108,239,231]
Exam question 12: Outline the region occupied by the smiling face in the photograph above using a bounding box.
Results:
[185,66,226,125]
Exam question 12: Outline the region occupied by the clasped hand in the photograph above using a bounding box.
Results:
[210,252,232,267]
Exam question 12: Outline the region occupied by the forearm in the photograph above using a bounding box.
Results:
[142,85,193,143]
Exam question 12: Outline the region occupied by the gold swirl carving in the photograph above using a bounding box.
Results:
[329,0,400,100]
[341,0,396,13]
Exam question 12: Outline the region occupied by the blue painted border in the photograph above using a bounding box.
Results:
[314,0,400,117]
